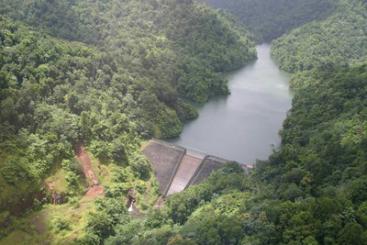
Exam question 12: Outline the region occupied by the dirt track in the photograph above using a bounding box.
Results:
[76,146,104,197]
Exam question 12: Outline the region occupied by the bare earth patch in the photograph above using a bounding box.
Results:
[75,146,104,198]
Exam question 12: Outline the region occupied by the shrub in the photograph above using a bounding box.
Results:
[52,217,71,233]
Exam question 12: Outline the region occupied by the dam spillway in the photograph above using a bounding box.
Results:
[166,152,204,195]
[143,139,252,197]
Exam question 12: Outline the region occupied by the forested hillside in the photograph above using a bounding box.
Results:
[0,0,255,242]
[201,0,335,42]
[102,14,367,243]
[272,0,367,73]
[84,63,366,245]
[1,0,367,244]
[97,0,367,244]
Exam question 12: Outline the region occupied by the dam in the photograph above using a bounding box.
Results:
[170,44,291,163]
[143,139,253,196]
[142,45,290,197]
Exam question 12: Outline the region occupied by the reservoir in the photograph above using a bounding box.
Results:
[170,44,292,164]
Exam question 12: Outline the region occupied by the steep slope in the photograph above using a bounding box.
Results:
[2,0,366,244]
[0,0,256,104]
[100,55,367,245]
[85,1,367,244]
[272,0,367,73]
[0,0,255,242]
[253,63,367,245]
[201,0,335,42]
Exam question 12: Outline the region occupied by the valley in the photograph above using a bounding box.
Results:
[0,0,366,244]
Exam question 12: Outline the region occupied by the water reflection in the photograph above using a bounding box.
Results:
[170,44,292,163]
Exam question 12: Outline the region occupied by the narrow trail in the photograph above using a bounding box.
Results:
[75,146,104,198]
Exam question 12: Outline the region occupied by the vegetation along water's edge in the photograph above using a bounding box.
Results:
[0,0,256,243]
[0,0,367,244]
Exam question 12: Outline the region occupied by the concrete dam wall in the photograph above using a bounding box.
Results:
[143,139,252,197]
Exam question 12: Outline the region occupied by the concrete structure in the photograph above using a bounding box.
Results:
[187,155,228,186]
[143,139,253,197]
[166,151,204,195]
[142,140,185,195]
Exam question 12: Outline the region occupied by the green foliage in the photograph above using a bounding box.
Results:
[85,198,129,240]
[166,163,250,224]
[0,0,255,220]
[105,58,367,245]
[253,62,367,244]
[61,159,84,194]
[129,153,152,181]
[3,0,367,244]
[202,0,335,42]
[104,220,143,245]
[52,217,71,233]
[167,235,197,245]
[272,0,367,73]
[94,163,252,244]
[154,108,183,139]
[175,100,199,122]
[178,192,250,245]
[95,2,367,244]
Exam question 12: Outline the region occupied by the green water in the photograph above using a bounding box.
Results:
[171,44,292,164]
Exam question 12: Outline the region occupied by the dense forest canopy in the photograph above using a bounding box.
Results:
[271,0,367,73]
[92,63,367,245]
[200,0,336,42]
[115,0,367,239]
[0,0,256,242]
[1,0,367,244]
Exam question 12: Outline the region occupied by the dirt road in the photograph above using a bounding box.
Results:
[75,146,104,197]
